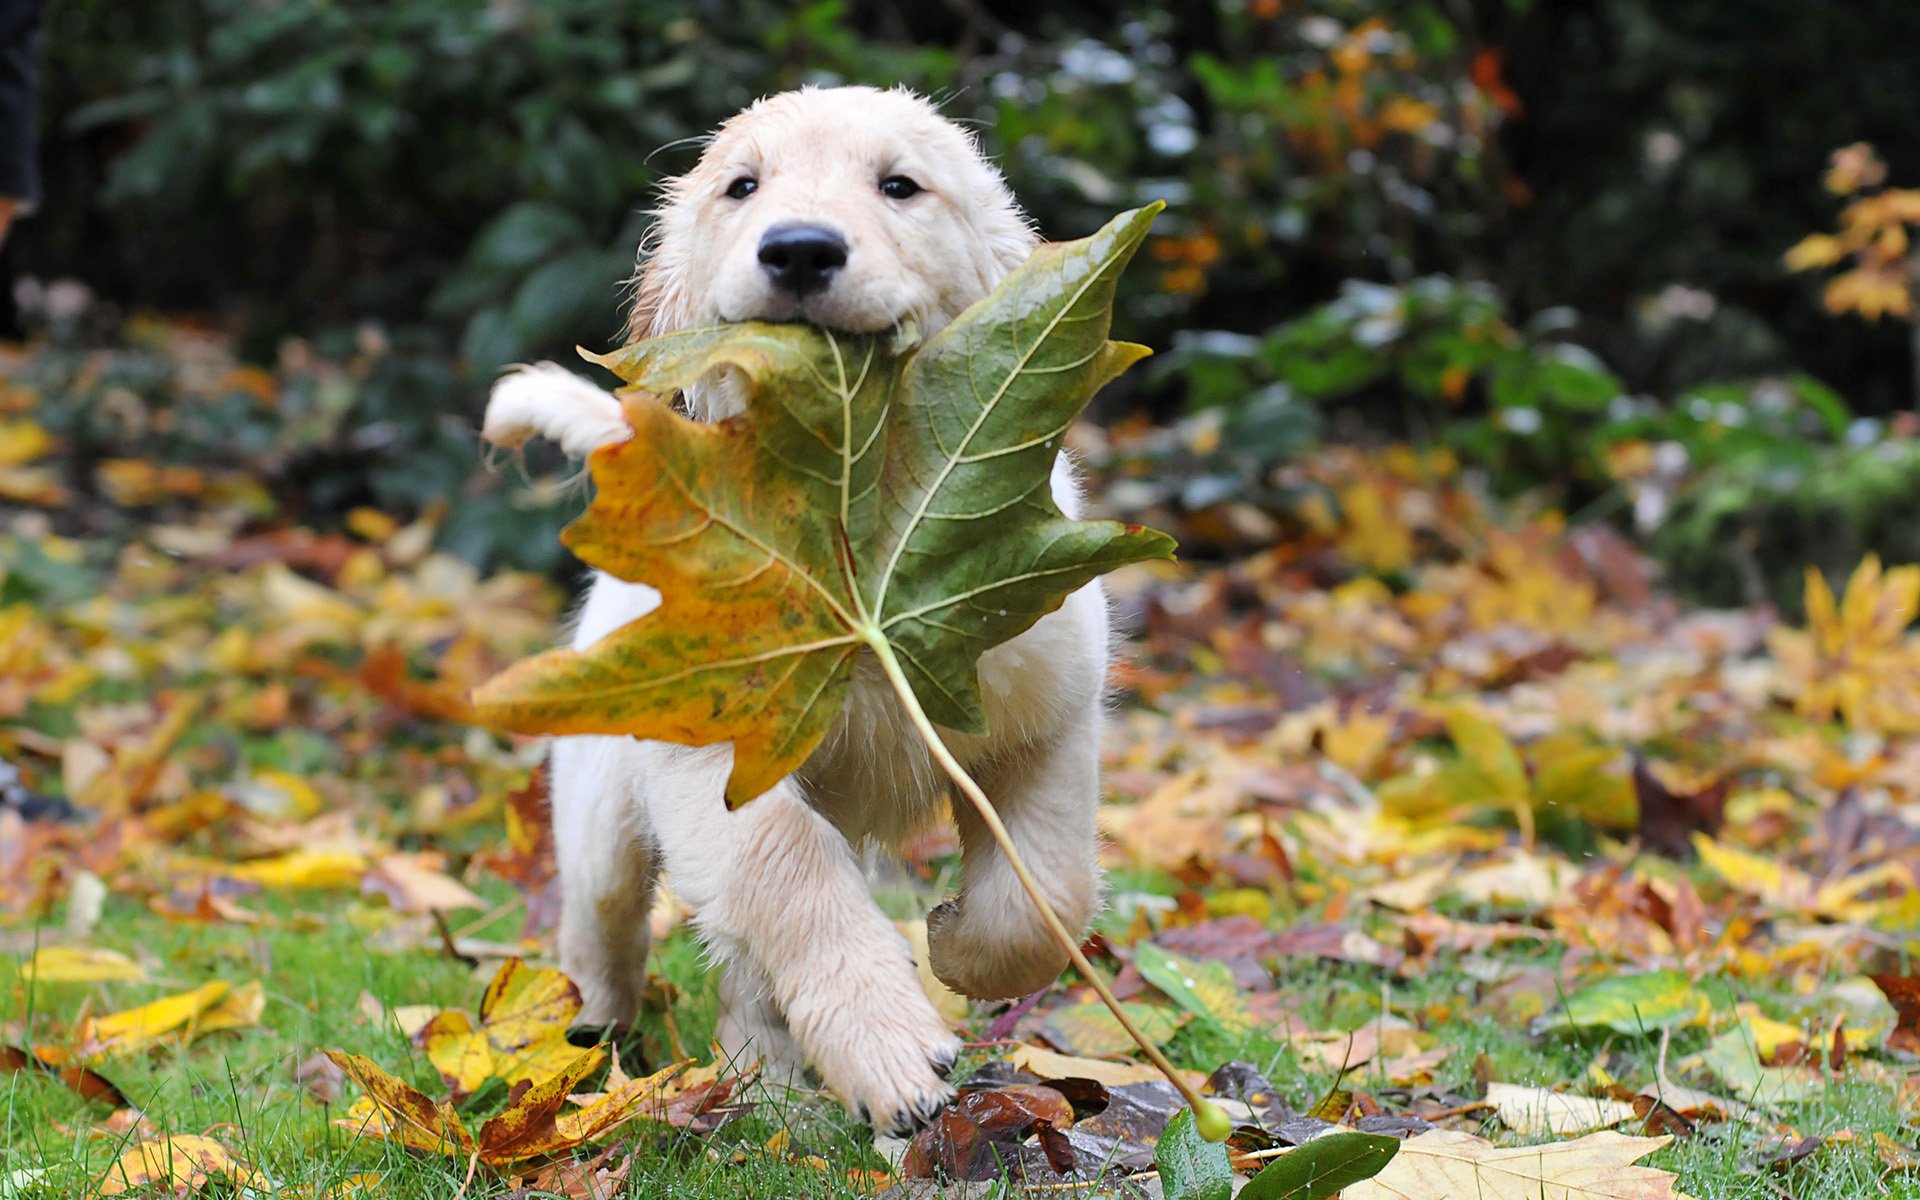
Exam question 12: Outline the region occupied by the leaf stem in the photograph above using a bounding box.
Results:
[863,632,1228,1138]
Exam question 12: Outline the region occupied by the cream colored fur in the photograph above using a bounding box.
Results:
[481,86,1110,1135]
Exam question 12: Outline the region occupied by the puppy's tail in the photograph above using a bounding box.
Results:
[482,362,633,458]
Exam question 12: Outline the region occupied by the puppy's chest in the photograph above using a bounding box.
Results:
[799,639,1058,843]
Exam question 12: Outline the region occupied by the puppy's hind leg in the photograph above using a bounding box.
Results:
[550,735,658,1041]
[927,710,1104,1002]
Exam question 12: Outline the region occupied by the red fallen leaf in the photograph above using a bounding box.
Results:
[474,767,560,936]
[903,1085,1075,1180]
[358,643,479,724]
[0,1044,131,1108]
[1870,974,1920,1054]
[507,1145,630,1199]
[209,528,361,581]
[1267,922,1405,972]
[1829,1016,1848,1074]
[1633,757,1728,857]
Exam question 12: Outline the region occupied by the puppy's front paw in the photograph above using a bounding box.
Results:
[848,1041,961,1137]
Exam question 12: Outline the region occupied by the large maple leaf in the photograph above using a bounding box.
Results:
[473,205,1176,805]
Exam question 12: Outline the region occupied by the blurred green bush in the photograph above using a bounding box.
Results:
[19,0,1920,595]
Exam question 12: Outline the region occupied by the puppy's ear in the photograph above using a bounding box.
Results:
[625,257,669,343]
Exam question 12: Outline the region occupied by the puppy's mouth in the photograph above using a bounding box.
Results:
[728,297,906,336]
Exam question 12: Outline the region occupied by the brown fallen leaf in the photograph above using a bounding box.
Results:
[1869,973,1920,1054]
[99,1134,267,1196]
[903,1084,1077,1180]
[508,1145,631,1199]
[296,1050,346,1103]
[328,1044,692,1167]
[0,1044,132,1108]
[1341,1130,1698,1200]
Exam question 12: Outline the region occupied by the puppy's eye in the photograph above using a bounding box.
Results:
[724,177,758,200]
[879,175,922,200]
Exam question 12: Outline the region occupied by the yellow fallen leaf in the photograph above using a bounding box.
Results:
[1342,1130,1697,1200]
[0,418,52,466]
[99,1134,267,1196]
[901,919,968,1025]
[1006,1043,1204,1090]
[20,946,148,985]
[226,849,370,890]
[415,959,592,1100]
[1486,1082,1638,1137]
[73,978,263,1059]
[328,1050,476,1156]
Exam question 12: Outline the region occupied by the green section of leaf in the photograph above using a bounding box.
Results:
[1535,969,1711,1035]
[1134,943,1258,1038]
[1241,1132,1401,1200]
[1039,1000,1190,1058]
[473,205,1176,805]
[1156,1107,1233,1200]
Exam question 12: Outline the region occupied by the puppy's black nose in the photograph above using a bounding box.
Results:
[758,223,848,297]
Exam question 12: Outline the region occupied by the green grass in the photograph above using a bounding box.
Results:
[3,888,1916,1198]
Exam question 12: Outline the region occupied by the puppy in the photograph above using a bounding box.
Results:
[484,86,1111,1134]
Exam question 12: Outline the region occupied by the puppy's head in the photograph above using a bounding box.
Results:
[629,87,1036,341]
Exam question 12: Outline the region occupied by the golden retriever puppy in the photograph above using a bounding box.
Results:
[483,86,1110,1134]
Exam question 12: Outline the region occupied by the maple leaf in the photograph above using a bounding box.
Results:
[1768,555,1920,733]
[473,204,1177,805]
[326,1046,709,1167]
[413,958,595,1100]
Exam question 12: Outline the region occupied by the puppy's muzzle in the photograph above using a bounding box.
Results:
[758,223,848,298]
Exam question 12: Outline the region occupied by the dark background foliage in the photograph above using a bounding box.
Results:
[14,0,1920,600]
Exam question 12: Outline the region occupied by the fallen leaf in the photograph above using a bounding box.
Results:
[1007,1042,1188,1090]
[904,1084,1079,1180]
[1040,999,1191,1058]
[99,1134,267,1196]
[296,1050,346,1103]
[0,1045,131,1107]
[1869,973,1920,1054]
[1485,1082,1638,1137]
[363,853,484,914]
[64,979,263,1060]
[1134,942,1259,1037]
[414,958,594,1100]
[1535,970,1709,1035]
[1341,1130,1696,1199]
[19,946,148,984]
